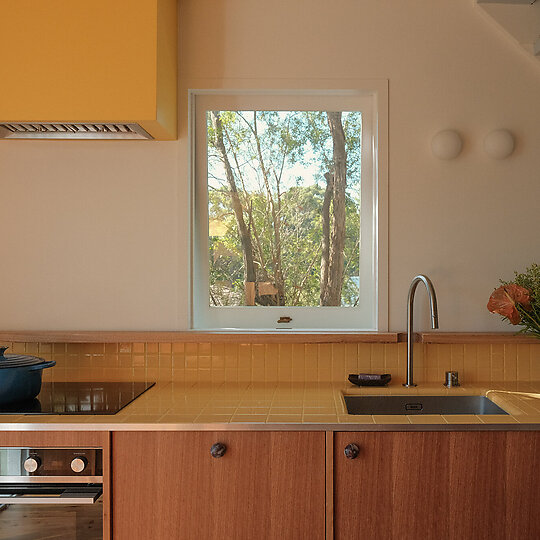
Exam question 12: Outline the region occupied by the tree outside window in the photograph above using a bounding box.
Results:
[207,110,362,309]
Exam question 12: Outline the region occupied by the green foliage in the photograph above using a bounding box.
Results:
[510,263,540,308]
[207,110,362,307]
[502,263,540,339]
[288,111,362,187]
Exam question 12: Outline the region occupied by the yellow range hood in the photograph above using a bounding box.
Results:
[0,0,177,141]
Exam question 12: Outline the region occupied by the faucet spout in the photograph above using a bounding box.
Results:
[403,274,439,388]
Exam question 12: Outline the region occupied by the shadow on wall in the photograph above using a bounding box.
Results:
[178,0,226,139]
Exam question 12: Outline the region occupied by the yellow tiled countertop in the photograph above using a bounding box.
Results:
[1,381,540,430]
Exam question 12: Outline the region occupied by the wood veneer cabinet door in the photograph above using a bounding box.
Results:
[112,431,325,540]
[334,431,540,540]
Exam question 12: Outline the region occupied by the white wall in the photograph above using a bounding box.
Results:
[1,0,539,332]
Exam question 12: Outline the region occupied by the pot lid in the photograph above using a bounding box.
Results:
[0,346,49,369]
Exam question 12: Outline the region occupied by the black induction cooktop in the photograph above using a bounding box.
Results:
[0,382,155,415]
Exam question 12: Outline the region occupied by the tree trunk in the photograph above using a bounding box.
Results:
[322,112,347,306]
[210,111,257,292]
[320,171,333,304]
[252,112,286,305]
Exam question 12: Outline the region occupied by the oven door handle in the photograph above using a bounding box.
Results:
[0,486,102,505]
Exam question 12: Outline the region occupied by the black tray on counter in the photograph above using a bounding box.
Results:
[348,373,392,387]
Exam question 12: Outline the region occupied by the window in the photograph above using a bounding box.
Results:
[191,88,387,330]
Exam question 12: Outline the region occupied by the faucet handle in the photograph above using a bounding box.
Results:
[444,371,460,388]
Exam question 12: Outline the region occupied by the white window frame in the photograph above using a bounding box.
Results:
[189,83,388,331]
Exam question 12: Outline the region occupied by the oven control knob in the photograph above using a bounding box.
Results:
[70,457,88,474]
[23,456,41,473]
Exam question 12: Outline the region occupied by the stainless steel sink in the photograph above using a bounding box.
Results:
[344,395,509,415]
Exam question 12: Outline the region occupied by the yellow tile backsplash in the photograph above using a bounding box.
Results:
[1,341,539,384]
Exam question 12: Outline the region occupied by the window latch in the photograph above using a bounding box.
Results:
[277,316,292,324]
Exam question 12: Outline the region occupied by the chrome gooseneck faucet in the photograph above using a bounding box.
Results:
[403,275,439,387]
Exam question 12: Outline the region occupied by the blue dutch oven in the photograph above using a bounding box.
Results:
[0,346,55,405]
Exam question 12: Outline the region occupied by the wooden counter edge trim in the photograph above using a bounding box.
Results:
[0,331,537,345]
[419,332,539,344]
[0,423,539,432]
[0,331,399,344]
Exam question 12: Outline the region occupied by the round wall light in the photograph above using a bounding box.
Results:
[484,129,515,159]
[431,130,463,160]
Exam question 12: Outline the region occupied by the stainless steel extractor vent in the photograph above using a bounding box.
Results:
[0,122,153,140]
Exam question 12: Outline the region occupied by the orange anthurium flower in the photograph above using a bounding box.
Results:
[487,284,532,325]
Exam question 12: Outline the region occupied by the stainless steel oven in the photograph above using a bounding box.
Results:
[0,447,103,539]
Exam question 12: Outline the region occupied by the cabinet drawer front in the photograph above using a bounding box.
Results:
[334,431,540,540]
[113,431,325,540]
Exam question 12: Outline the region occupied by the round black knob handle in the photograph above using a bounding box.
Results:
[210,442,227,458]
[344,443,360,460]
